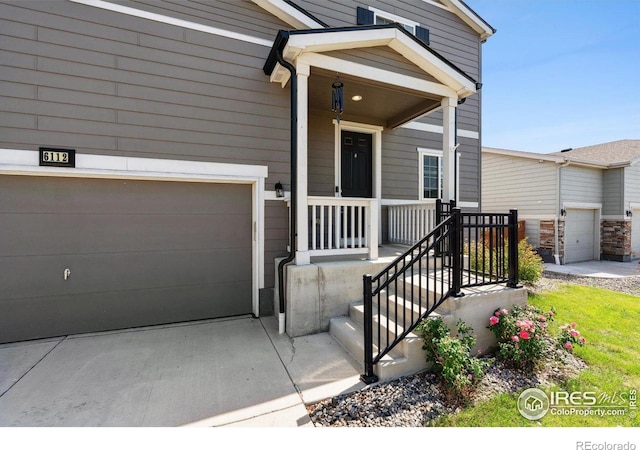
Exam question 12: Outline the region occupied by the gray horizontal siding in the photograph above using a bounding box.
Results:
[325,48,439,82]
[482,153,558,215]
[603,168,623,216]
[458,136,480,204]
[560,166,603,206]
[295,0,481,78]
[111,0,291,41]
[264,201,289,289]
[0,0,291,188]
[523,219,540,248]
[308,112,336,197]
[624,165,640,209]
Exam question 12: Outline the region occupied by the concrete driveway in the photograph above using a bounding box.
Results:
[0,316,364,427]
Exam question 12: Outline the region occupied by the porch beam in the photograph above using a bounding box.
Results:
[295,63,311,265]
[387,99,442,129]
[297,53,457,99]
[442,97,457,202]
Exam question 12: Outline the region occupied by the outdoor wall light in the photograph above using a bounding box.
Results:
[626,210,633,218]
[560,208,566,217]
[275,182,284,198]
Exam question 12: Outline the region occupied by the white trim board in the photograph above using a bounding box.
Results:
[402,121,479,140]
[0,148,267,317]
[252,0,324,29]
[69,0,272,47]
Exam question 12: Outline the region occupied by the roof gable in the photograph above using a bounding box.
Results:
[264,24,478,98]
[253,0,495,40]
[550,140,640,166]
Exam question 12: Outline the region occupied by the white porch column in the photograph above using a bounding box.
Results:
[442,97,457,202]
[295,64,310,265]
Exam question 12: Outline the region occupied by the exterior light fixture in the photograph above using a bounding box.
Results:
[275,182,284,198]
[351,95,363,102]
[560,208,566,217]
[626,210,633,218]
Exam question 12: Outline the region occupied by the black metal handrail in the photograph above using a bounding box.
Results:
[361,206,519,384]
[361,216,454,383]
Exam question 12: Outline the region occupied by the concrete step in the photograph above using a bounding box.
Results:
[328,316,405,368]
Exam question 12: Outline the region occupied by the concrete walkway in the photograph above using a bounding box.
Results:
[0,316,364,427]
[543,260,640,278]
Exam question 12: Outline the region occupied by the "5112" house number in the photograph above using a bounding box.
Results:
[39,147,76,168]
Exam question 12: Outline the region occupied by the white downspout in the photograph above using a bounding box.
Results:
[555,161,570,264]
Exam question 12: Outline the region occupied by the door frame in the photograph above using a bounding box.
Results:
[0,148,267,317]
[333,120,382,201]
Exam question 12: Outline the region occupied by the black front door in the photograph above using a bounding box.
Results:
[341,130,373,198]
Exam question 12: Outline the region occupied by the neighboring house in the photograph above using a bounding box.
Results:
[0,0,496,344]
[482,140,640,264]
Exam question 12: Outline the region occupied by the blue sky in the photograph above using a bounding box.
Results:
[468,0,640,153]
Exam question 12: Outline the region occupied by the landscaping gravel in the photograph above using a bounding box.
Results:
[306,338,586,427]
[538,271,640,296]
[306,272,634,427]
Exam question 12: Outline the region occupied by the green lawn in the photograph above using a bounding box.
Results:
[432,284,640,427]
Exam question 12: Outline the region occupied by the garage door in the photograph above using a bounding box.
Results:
[564,208,596,263]
[0,175,252,343]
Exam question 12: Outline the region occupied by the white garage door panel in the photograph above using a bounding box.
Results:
[565,209,596,263]
[632,209,640,258]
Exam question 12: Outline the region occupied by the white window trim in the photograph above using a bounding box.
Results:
[417,147,460,202]
[368,6,420,34]
[0,148,267,317]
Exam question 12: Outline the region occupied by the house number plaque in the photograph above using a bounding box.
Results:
[39,147,76,168]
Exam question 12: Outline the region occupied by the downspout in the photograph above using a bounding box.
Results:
[555,161,570,264]
[276,48,297,335]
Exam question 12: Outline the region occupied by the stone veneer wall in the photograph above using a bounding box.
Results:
[539,219,564,262]
[600,220,631,262]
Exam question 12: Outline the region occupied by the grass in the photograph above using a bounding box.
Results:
[431,283,640,427]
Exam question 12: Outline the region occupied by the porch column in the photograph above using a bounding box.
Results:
[442,97,457,202]
[295,64,310,265]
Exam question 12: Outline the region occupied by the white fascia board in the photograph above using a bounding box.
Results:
[289,28,395,53]
[439,0,494,40]
[70,0,272,47]
[0,149,268,182]
[285,28,475,98]
[251,0,323,29]
[482,147,565,163]
[387,37,475,97]
[297,53,457,99]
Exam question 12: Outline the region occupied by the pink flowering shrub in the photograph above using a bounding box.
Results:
[488,305,586,370]
[487,304,555,370]
[558,322,586,352]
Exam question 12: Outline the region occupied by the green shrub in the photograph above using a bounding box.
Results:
[467,237,543,285]
[416,317,488,403]
[517,238,543,284]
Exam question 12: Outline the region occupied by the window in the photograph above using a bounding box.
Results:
[356,6,430,44]
[419,149,443,199]
[369,7,418,34]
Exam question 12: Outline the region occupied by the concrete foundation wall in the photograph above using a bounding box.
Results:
[437,285,528,354]
[281,259,391,337]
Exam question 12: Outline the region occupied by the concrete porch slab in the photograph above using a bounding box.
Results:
[262,316,366,404]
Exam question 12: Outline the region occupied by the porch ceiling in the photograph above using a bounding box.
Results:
[309,69,441,128]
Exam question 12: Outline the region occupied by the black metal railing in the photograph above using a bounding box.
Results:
[361,206,519,383]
